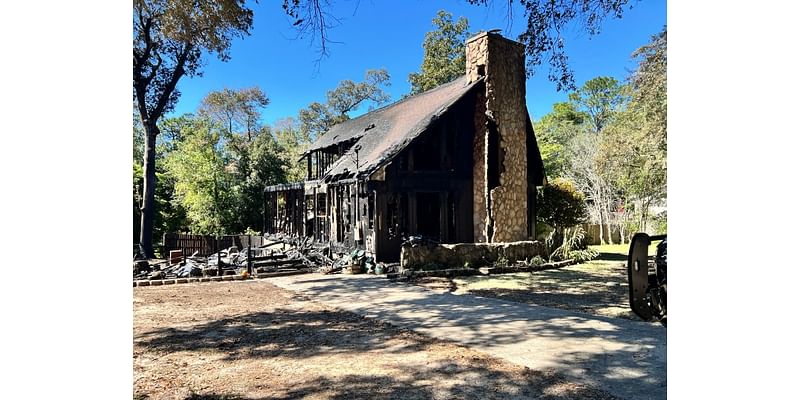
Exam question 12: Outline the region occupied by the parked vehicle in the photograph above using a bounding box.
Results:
[627,233,667,326]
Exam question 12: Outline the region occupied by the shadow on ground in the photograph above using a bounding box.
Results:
[172,362,615,400]
[597,252,628,262]
[276,275,666,399]
[137,306,427,361]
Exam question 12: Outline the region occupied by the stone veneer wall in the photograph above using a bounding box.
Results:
[466,32,528,242]
[399,241,546,271]
[472,88,488,242]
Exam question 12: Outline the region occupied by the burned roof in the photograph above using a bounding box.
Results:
[307,76,483,182]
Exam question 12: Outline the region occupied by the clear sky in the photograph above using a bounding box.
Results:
[169,0,666,126]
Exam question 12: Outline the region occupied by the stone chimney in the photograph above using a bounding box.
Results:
[467,31,528,243]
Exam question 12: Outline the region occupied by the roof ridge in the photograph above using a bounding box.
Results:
[305,76,471,153]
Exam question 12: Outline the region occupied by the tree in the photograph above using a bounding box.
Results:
[408,11,471,95]
[196,86,272,232]
[630,27,667,152]
[164,118,233,235]
[234,127,289,231]
[298,69,391,140]
[563,129,615,242]
[198,86,269,141]
[135,114,189,249]
[286,1,639,91]
[534,101,589,178]
[568,76,628,133]
[274,118,310,182]
[537,177,587,230]
[470,0,636,91]
[599,28,667,232]
[134,0,255,257]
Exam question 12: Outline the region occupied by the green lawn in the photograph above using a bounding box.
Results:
[590,243,659,260]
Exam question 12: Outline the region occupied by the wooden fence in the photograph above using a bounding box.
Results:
[581,224,623,245]
[162,233,268,256]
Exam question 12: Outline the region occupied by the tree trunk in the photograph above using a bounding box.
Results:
[138,124,159,258]
[640,199,651,233]
[597,209,605,245]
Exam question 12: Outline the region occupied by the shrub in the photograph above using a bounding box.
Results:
[567,248,599,263]
[652,211,667,235]
[537,178,587,231]
[550,225,591,261]
[495,256,509,267]
[527,255,545,267]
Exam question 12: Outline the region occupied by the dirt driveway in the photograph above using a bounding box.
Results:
[134,280,615,399]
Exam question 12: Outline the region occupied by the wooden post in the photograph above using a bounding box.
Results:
[216,235,222,276]
[246,235,252,276]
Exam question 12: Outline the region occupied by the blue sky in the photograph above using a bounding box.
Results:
[168,0,666,126]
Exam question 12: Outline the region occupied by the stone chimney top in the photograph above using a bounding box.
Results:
[465,31,526,84]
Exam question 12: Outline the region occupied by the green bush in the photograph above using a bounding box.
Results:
[550,225,593,261]
[567,248,599,263]
[527,255,545,267]
[495,256,510,267]
[537,178,587,230]
[652,211,667,235]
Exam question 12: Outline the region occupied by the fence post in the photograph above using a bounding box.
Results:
[216,235,222,276]
[246,235,252,276]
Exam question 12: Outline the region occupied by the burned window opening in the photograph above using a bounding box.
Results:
[387,194,400,239]
[416,192,441,240]
[368,191,375,230]
[447,191,457,243]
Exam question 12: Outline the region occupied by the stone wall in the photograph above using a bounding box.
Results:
[399,240,547,272]
[466,32,529,243]
[472,88,488,242]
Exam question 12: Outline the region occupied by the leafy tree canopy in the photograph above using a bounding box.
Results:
[471,0,635,91]
[198,86,269,140]
[535,102,588,178]
[133,0,255,125]
[134,0,256,257]
[283,1,637,91]
[299,68,391,140]
[568,76,628,133]
[597,27,666,229]
[537,177,588,230]
[274,118,310,182]
[164,117,233,235]
[408,10,471,95]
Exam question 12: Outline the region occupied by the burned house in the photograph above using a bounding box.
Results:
[264,32,546,262]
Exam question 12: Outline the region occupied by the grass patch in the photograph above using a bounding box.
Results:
[589,243,659,261]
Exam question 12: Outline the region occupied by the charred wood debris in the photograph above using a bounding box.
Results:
[133,234,399,281]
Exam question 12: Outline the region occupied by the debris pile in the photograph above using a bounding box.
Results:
[133,236,327,282]
[134,234,396,282]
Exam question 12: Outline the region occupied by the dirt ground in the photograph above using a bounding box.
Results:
[134,280,616,400]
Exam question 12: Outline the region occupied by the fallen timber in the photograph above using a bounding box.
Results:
[133,233,338,282]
